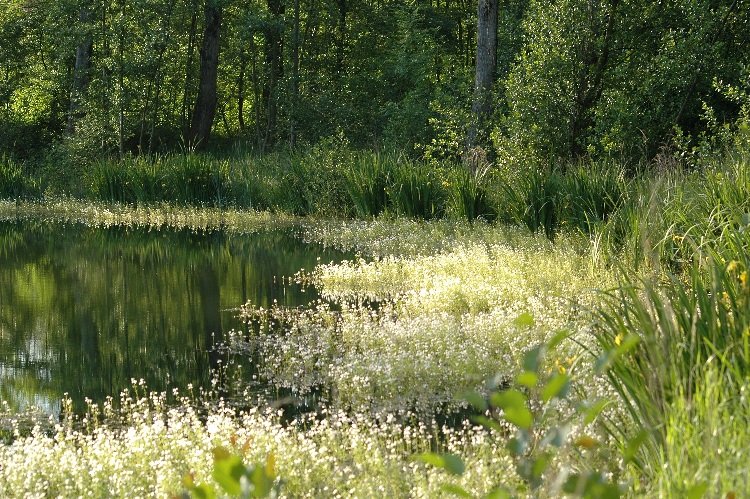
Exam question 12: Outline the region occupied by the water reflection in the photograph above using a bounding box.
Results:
[0,220,346,414]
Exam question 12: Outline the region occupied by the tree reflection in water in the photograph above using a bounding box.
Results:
[0,221,347,414]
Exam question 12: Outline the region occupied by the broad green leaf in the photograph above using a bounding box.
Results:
[442,454,466,476]
[183,473,196,489]
[187,482,217,499]
[250,465,274,497]
[516,371,539,388]
[490,389,527,410]
[417,453,465,475]
[541,374,570,402]
[687,482,709,499]
[485,488,511,499]
[265,453,276,479]
[212,453,246,496]
[504,405,534,430]
[418,452,445,468]
[491,389,533,429]
[441,484,472,497]
[514,312,534,328]
[531,454,549,478]
[522,345,544,373]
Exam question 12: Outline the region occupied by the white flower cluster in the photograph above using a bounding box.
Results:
[0,393,521,498]
[239,223,615,415]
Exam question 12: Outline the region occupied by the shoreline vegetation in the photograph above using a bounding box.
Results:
[1,145,749,497]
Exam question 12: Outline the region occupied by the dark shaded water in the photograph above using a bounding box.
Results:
[0,220,347,414]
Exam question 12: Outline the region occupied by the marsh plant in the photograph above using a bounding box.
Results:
[0,153,37,199]
[0,387,528,498]
[232,227,614,416]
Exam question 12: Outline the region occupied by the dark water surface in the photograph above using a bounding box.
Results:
[0,220,347,414]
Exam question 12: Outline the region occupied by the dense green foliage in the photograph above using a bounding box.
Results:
[1,0,749,168]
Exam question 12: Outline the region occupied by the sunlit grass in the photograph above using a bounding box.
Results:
[656,366,750,497]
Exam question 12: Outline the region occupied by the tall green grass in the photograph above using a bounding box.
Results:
[591,221,750,491]
[0,154,37,199]
[446,165,494,223]
[343,152,392,218]
[388,158,445,219]
[90,154,234,207]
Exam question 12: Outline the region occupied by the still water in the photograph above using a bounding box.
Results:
[0,220,348,414]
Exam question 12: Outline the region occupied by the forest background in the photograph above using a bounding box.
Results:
[1,0,749,187]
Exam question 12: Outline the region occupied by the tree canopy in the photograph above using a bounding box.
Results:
[1,0,748,165]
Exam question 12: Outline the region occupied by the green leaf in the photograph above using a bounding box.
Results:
[249,464,274,497]
[516,371,539,388]
[442,454,466,476]
[490,389,526,409]
[522,345,545,373]
[580,399,610,425]
[614,334,640,358]
[541,374,570,402]
[417,453,465,476]
[623,430,648,464]
[514,313,535,328]
[188,483,217,499]
[547,329,570,350]
[504,406,534,430]
[687,481,709,499]
[485,488,511,499]
[212,452,246,496]
[441,484,472,497]
[418,452,445,468]
[491,389,533,429]
[531,454,550,478]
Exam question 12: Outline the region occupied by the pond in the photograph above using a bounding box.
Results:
[0,219,349,414]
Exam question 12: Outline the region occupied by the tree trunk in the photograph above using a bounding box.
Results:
[66,8,93,135]
[336,0,347,76]
[467,0,497,155]
[290,0,300,147]
[262,0,284,148]
[186,1,222,150]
